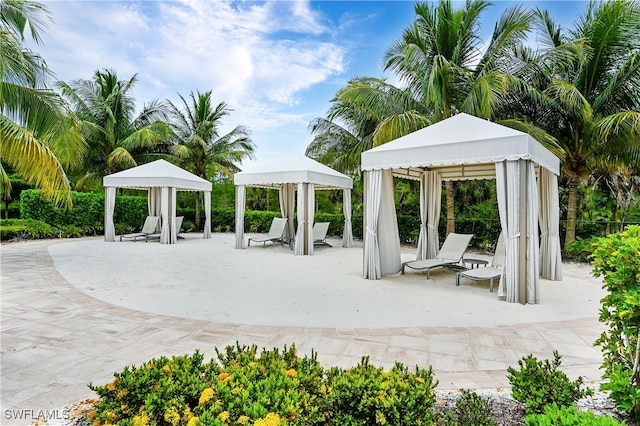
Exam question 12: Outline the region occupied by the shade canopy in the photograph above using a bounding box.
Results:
[235,156,353,189]
[103,159,212,244]
[234,156,354,255]
[361,113,563,304]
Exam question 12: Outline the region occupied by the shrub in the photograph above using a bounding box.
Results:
[0,218,58,240]
[507,351,592,415]
[325,357,437,425]
[563,237,601,262]
[445,389,497,426]
[524,404,626,425]
[86,344,439,426]
[592,226,640,421]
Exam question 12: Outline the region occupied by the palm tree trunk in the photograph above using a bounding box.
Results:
[446,180,455,234]
[565,175,579,245]
[195,192,202,231]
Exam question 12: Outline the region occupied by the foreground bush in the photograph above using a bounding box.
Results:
[525,404,627,425]
[87,344,438,426]
[0,218,59,240]
[507,351,592,415]
[592,226,640,421]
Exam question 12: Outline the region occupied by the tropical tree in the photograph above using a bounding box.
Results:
[0,0,85,207]
[515,0,640,245]
[168,90,255,230]
[58,68,171,188]
[310,0,541,234]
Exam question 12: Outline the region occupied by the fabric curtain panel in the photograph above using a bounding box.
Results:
[294,183,307,255]
[363,170,382,279]
[235,185,246,249]
[416,170,442,260]
[148,188,162,219]
[204,191,211,239]
[426,171,442,259]
[538,168,563,280]
[104,187,116,242]
[526,161,540,303]
[342,188,353,248]
[495,161,520,303]
[416,172,429,260]
[378,169,402,275]
[160,187,170,244]
[169,187,177,244]
[279,183,296,241]
[306,184,315,255]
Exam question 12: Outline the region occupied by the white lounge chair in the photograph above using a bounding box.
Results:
[456,232,505,292]
[120,216,160,242]
[248,217,288,247]
[313,222,331,247]
[401,232,474,279]
[175,216,184,239]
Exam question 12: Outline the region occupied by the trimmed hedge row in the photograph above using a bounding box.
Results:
[15,189,508,245]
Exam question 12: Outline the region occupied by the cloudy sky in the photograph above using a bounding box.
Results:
[31,0,588,164]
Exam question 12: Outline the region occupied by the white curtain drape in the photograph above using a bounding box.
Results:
[204,190,211,239]
[279,183,296,241]
[294,183,315,255]
[169,187,177,244]
[496,160,540,304]
[342,188,353,248]
[363,170,382,279]
[378,169,401,274]
[416,170,442,260]
[495,161,520,303]
[416,172,429,260]
[538,168,563,280]
[526,162,540,303]
[148,188,162,218]
[104,187,116,242]
[235,185,246,249]
[160,187,170,244]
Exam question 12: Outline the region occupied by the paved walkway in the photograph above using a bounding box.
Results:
[1,238,606,418]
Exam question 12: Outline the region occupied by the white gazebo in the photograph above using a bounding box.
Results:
[234,156,354,255]
[361,113,563,304]
[103,159,212,244]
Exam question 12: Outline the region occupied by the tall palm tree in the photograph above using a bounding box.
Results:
[58,68,171,188]
[511,0,640,245]
[0,0,85,207]
[309,0,539,234]
[169,90,255,230]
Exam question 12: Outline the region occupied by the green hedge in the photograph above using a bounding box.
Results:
[16,190,500,245]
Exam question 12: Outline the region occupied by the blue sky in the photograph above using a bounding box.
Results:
[33,1,589,164]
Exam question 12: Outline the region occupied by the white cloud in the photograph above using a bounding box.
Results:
[31,0,349,157]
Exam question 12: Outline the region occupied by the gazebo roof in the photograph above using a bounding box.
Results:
[103,159,212,191]
[234,156,353,189]
[361,113,560,181]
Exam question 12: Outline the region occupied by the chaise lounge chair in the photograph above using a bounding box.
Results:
[120,216,160,242]
[456,232,505,292]
[313,222,331,247]
[401,232,474,279]
[248,217,288,247]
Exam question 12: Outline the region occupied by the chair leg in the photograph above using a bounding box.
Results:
[456,273,460,286]
[490,278,494,292]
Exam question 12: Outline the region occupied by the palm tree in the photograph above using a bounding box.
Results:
[168,90,255,230]
[0,0,85,207]
[310,0,538,234]
[511,0,640,245]
[58,69,171,188]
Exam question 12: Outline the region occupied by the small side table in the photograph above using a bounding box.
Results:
[462,258,489,269]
